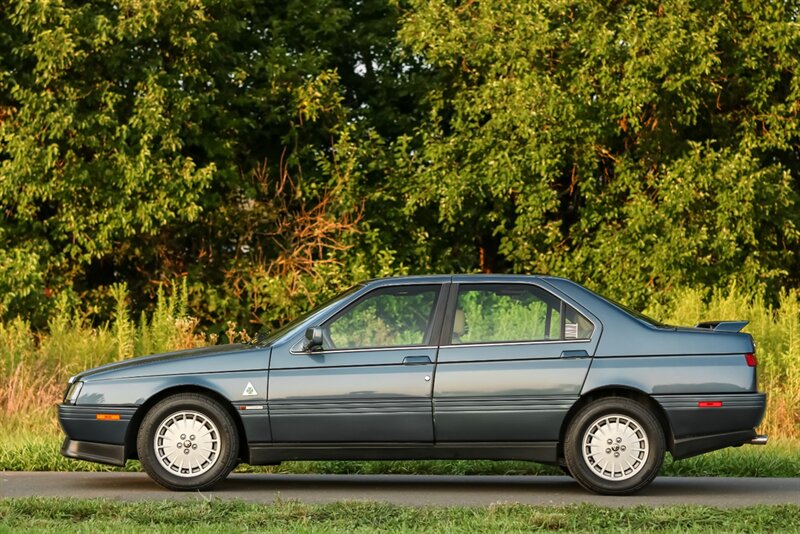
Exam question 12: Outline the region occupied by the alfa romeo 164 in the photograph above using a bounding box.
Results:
[59,275,767,494]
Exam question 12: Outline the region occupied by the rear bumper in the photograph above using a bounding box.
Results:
[654,393,767,459]
[671,429,756,459]
[61,438,126,467]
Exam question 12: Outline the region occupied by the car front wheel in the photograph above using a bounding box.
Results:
[137,393,239,491]
[564,397,665,495]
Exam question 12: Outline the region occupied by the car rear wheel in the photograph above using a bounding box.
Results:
[564,397,665,495]
[137,393,239,491]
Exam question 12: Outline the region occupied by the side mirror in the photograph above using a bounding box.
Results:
[303,327,324,352]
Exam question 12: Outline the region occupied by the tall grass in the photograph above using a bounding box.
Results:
[0,283,797,460]
[0,280,214,435]
[645,287,800,440]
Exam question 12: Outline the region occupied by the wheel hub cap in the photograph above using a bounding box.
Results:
[154,410,220,478]
[582,414,649,481]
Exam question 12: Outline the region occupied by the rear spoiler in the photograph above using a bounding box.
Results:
[694,321,749,333]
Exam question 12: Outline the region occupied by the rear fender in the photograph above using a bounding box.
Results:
[581,354,757,395]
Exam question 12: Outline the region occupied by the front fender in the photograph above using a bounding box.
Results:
[77,371,268,406]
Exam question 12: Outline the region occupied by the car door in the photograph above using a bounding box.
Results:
[268,283,447,443]
[433,279,600,442]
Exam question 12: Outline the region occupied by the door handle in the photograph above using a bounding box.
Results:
[402,356,432,365]
[560,350,589,359]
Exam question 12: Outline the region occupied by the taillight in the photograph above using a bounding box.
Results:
[745,353,757,367]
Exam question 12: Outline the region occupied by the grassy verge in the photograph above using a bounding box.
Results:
[2,433,798,478]
[1,285,798,481]
[1,498,799,533]
[2,285,799,449]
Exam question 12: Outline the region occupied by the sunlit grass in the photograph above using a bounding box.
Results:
[1,498,799,533]
[0,284,798,476]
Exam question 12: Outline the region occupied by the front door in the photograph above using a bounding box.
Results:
[268,283,446,443]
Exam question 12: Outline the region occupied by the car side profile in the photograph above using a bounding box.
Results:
[59,275,767,495]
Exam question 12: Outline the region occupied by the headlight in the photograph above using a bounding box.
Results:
[64,381,83,404]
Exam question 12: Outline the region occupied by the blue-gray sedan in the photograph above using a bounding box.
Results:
[59,275,767,494]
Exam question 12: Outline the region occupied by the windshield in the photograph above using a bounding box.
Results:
[256,284,363,345]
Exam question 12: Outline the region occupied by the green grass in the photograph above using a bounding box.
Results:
[0,498,798,533]
[2,432,798,478]
[2,284,799,483]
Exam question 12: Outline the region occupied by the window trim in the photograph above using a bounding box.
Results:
[290,343,439,356]
[440,282,596,347]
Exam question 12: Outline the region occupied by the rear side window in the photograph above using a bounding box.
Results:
[450,284,593,344]
[564,304,594,339]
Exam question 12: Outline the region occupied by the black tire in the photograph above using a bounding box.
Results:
[137,393,239,491]
[559,464,573,478]
[564,397,665,495]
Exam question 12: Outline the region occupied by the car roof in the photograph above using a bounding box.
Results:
[362,274,570,287]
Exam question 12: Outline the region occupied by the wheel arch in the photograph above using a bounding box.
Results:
[558,386,674,462]
[125,385,249,463]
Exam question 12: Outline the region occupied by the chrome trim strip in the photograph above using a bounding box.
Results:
[440,339,592,349]
[291,338,593,355]
[290,345,438,356]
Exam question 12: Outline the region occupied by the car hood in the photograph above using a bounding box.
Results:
[75,343,269,382]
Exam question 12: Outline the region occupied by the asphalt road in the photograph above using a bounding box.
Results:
[2,472,799,507]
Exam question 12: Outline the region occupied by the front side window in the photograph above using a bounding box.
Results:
[324,285,440,349]
[450,284,593,344]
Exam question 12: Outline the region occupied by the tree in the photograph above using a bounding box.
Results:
[395,0,800,304]
[0,0,416,327]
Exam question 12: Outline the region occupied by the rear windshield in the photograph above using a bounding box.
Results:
[592,292,671,329]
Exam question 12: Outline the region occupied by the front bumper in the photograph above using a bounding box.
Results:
[58,404,137,465]
[61,438,126,466]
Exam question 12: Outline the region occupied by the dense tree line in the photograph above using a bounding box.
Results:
[1,0,799,330]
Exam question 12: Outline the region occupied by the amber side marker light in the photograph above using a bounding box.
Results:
[745,352,757,367]
[698,401,723,408]
[96,414,120,421]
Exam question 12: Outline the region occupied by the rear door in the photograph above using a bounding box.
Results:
[268,283,447,443]
[433,280,599,442]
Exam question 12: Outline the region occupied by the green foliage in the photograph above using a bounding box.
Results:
[1,1,216,309]
[1,0,800,329]
[395,0,800,305]
[111,283,134,361]
[136,278,194,356]
[0,0,412,329]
